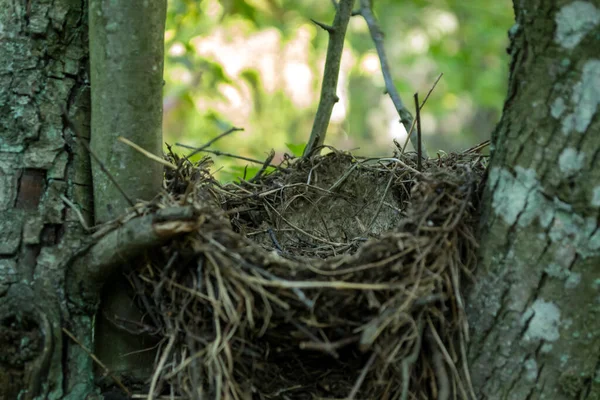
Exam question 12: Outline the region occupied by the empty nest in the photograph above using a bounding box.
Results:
[126,145,487,400]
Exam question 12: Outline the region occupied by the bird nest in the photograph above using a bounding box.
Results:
[119,145,486,399]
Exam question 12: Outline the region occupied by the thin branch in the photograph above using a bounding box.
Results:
[68,206,200,300]
[428,331,450,400]
[311,19,335,33]
[179,147,284,171]
[148,334,176,400]
[347,351,377,400]
[303,0,355,157]
[118,136,177,170]
[61,111,137,210]
[401,73,443,154]
[249,149,276,183]
[400,317,424,400]
[414,93,422,171]
[59,194,92,231]
[358,0,428,157]
[177,126,244,159]
[63,327,132,397]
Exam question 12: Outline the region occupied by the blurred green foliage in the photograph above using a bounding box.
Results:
[163,0,514,181]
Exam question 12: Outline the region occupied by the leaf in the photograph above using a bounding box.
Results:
[221,165,261,182]
[285,142,306,157]
[218,0,258,23]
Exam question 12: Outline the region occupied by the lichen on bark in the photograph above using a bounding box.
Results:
[468,1,600,398]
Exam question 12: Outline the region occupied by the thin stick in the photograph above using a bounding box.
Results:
[414,93,422,171]
[347,351,376,400]
[428,333,450,400]
[400,318,424,400]
[118,136,176,170]
[358,0,427,157]
[175,146,284,171]
[401,73,443,154]
[249,149,275,183]
[59,194,92,231]
[148,334,176,400]
[427,317,469,400]
[61,111,137,210]
[177,126,244,159]
[62,327,132,397]
[303,0,355,157]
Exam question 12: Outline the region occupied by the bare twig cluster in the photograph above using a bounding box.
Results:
[306,0,433,158]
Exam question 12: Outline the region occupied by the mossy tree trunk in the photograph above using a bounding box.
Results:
[467,0,600,398]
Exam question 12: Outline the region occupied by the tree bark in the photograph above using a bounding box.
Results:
[0,1,94,399]
[467,1,600,398]
[89,0,166,223]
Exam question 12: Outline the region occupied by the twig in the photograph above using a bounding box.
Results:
[264,201,346,246]
[59,194,92,231]
[267,227,284,252]
[205,235,315,309]
[422,73,443,104]
[299,335,359,358]
[358,0,427,157]
[401,73,443,154]
[118,136,177,170]
[427,317,469,400]
[428,331,450,400]
[347,351,376,400]
[462,139,490,154]
[177,126,244,159]
[367,157,423,175]
[239,274,409,291]
[310,19,335,33]
[303,0,355,157]
[414,93,422,171]
[365,165,396,232]
[148,333,176,400]
[61,111,137,210]
[176,146,283,170]
[62,327,132,397]
[249,149,275,182]
[400,318,424,400]
[68,207,200,300]
[460,329,478,400]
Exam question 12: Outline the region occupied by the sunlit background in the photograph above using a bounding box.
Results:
[163,0,514,181]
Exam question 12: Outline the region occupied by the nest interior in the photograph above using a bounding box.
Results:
[106,145,487,400]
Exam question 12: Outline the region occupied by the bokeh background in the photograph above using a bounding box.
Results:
[163,0,514,181]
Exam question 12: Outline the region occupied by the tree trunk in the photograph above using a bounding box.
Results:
[89,0,166,223]
[0,1,94,399]
[467,1,600,398]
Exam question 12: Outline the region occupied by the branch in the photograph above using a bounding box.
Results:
[179,126,244,159]
[414,93,422,171]
[62,112,137,211]
[303,0,355,157]
[89,0,167,223]
[67,207,201,303]
[358,0,428,157]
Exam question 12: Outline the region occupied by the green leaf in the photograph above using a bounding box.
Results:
[285,142,306,157]
[219,0,258,23]
[221,165,261,182]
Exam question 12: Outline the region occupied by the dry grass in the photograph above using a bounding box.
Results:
[122,144,487,400]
